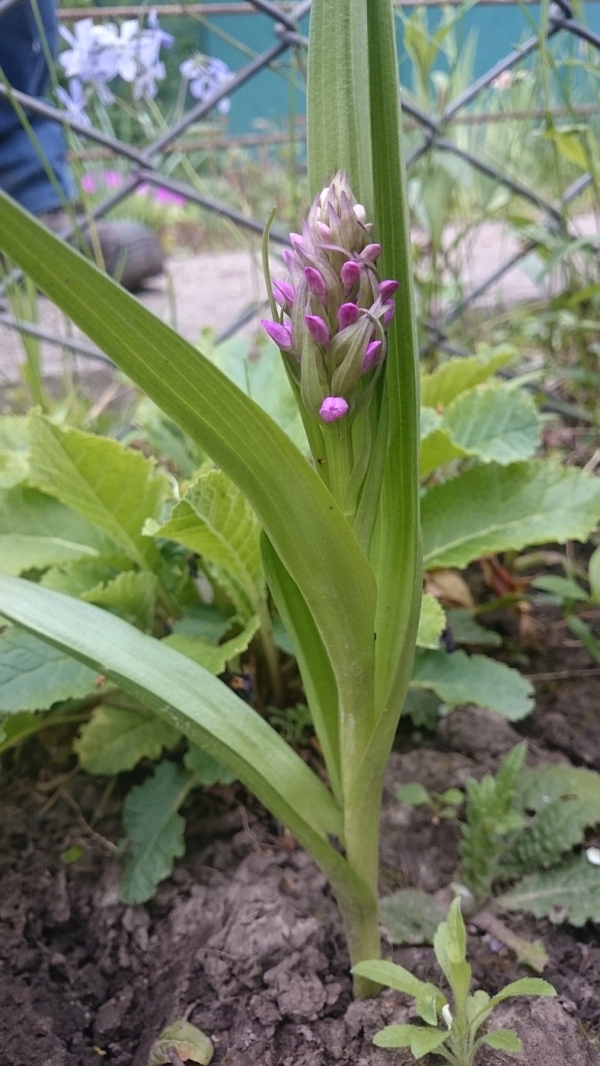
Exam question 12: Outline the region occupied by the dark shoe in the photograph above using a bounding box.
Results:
[38,209,164,291]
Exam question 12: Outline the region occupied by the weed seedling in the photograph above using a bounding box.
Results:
[353,898,555,1064]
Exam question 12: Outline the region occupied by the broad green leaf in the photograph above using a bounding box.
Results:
[442,385,540,465]
[479,1029,522,1053]
[155,469,262,617]
[132,397,204,479]
[82,571,158,631]
[488,978,556,1006]
[171,604,231,645]
[542,125,588,170]
[74,706,180,774]
[184,743,236,785]
[149,1020,214,1066]
[0,710,52,752]
[420,406,442,440]
[164,614,260,675]
[531,575,588,601]
[420,348,515,408]
[0,627,98,712]
[307,0,372,204]
[351,959,432,1000]
[28,414,167,571]
[0,192,378,793]
[367,0,422,730]
[416,593,445,649]
[498,855,600,925]
[445,897,467,963]
[373,1025,448,1058]
[396,782,431,806]
[589,545,600,602]
[0,575,363,905]
[0,486,114,575]
[410,649,534,720]
[0,415,29,488]
[210,337,307,453]
[422,462,600,571]
[380,888,447,946]
[120,760,194,904]
[446,609,502,647]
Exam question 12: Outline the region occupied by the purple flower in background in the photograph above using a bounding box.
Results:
[180,54,233,115]
[81,173,96,194]
[148,9,174,49]
[56,78,90,127]
[59,15,168,102]
[154,187,186,207]
[103,169,123,188]
[58,19,97,81]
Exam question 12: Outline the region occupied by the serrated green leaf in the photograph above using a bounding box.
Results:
[0,627,98,712]
[504,765,600,875]
[120,760,195,904]
[446,609,502,647]
[164,614,260,675]
[420,349,515,408]
[82,571,158,632]
[589,546,600,602]
[0,415,29,488]
[155,469,262,619]
[396,783,431,806]
[423,462,600,571]
[148,1019,214,1066]
[416,593,446,649]
[498,854,600,925]
[74,707,180,775]
[380,888,447,946]
[0,486,114,575]
[41,560,123,596]
[410,649,534,720]
[479,1029,523,1052]
[420,429,467,479]
[442,385,540,465]
[184,743,236,785]
[27,414,168,570]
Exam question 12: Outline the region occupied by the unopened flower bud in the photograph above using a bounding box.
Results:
[320,396,349,422]
[282,249,295,272]
[304,266,328,300]
[362,339,382,373]
[362,243,381,263]
[353,203,367,223]
[379,279,399,301]
[383,302,395,328]
[261,319,294,351]
[290,232,307,255]
[305,314,332,347]
[338,302,360,329]
[341,260,361,289]
[273,280,295,308]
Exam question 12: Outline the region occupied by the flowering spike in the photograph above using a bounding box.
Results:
[261,319,294,351]
[338,302,360,329]
[304,266,328,300]
[305,315,332,347]
[320,396,349,422]
[362,243,381,263]
[362,340,382,374]
[341,260,361,289]
[379,279,399,302]
[273,280,295,308]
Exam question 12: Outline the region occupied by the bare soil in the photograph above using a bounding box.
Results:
[2,619,600,1066]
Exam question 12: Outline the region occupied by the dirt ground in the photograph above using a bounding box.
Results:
[2,606,600,1066]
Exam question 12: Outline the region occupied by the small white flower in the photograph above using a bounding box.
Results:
[442,1004,453,1030]
[56,78,90,127]
[586,847,600,865]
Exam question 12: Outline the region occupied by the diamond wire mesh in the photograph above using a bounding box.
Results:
[0,0,599,371]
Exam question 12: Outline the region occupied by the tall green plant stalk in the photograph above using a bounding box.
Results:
[0,0,420,996]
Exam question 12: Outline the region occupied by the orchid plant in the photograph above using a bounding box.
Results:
[0,0,419,994]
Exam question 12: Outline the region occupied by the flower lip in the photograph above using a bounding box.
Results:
[320,396,349,422]
[261,319,294,351]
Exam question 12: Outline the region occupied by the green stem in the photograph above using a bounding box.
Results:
[323,418,355,521]
[256,598,283,707]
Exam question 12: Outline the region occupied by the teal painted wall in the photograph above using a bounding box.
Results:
[195,3,600,135]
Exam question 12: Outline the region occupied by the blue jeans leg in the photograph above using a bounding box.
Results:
[0,0,74,214]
